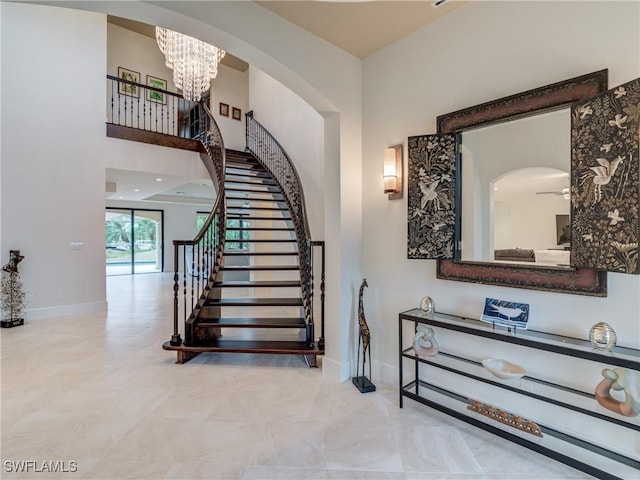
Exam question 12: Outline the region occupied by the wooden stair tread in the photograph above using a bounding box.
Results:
[213,280,301,287]
[227,206,289,211]
[226,196,284,202]
[205,297,302,306]
[225,178,277,186]
[225,155,258,163]
[225,239,296,243]
[226,227,294,231]
[223,252,297,256]
[221,265,300,271]
[226,187,283,195]
[224,163,264,172]
[226,216,291,221]
[225,171,272,179]
[196,317,306,328]
[225,169,268,178]
[164,340,322,355]
[224,185,282,195]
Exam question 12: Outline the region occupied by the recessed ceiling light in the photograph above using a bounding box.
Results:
[156,178,163,182]
[119,196,124,199]
[134,188,140,192]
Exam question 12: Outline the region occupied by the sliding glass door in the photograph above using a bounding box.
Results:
[106,208,163,275]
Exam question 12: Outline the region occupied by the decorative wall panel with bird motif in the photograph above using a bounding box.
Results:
[571,78,640,274]
[407,134,458,259]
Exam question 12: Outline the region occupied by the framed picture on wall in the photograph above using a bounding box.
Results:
[232,107,242,121]
[146,75,167,104]
[219,103,229,117]
[118,67,140,97]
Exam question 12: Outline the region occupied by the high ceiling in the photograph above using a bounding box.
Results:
[256,0,468,59]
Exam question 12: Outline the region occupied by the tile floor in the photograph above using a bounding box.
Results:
[1,273,591,479]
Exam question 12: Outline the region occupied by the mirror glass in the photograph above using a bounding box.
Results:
[459,108,572,267]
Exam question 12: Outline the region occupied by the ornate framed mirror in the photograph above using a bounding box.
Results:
[434,70,609,296]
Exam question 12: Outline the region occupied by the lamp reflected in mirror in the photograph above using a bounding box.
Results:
[383,145,403,200]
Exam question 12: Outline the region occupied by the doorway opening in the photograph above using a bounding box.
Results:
[106,208,164,275]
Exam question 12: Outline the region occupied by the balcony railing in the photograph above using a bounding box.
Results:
[106,75,204,142]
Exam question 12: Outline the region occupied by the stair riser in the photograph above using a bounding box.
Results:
[225,181,278,189]
[224,261,300,270]
[227,206,289,212]
[225,232,296,241]
[226,197,287,204]
[225,187,282,195]
[225,172,275,181]
[226,217,292,222]
[225,174,276,182]
[197,322,305,329]
[210,290,302,300]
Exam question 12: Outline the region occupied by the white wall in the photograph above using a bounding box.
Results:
[211,64,249,151]
[494,194,569,252]
[362,0,640,380]
[248,66,325,240]
[1,3,108,318]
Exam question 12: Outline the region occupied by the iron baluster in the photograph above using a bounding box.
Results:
[171,243,181,346]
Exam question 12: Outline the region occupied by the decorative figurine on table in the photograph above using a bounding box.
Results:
[1,250,26,328]
[594,368,640,417]
[352,278,375,393]
[413,325,439,356]
[420,295,435,316]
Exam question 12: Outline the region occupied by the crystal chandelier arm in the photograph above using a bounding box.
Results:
[155,26,226,102]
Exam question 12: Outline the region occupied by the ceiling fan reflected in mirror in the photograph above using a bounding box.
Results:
[536,187,570,199]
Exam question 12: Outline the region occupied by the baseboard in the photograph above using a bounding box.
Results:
[26,301,108,320]
[322,356,351,382]
[377,360,398,386]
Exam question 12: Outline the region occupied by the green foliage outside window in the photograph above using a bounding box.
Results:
[196,213,248,250]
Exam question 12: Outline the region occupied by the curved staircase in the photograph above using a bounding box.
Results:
[163,107,324,367]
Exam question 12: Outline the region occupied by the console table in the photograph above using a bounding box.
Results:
[399,309,640,480]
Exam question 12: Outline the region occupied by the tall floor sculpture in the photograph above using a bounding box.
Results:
[352,278,375,393]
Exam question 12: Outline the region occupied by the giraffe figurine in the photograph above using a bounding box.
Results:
[353,278,376,392]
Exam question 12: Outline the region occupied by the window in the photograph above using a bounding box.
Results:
[106,208,164,275]
[197,212,248,250]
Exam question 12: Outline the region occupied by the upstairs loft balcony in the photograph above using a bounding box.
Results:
[106,74,206,152]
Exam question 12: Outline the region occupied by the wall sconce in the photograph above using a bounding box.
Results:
[383,145,403,200]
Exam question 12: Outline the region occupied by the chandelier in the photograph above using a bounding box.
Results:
[156,27,226,102]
